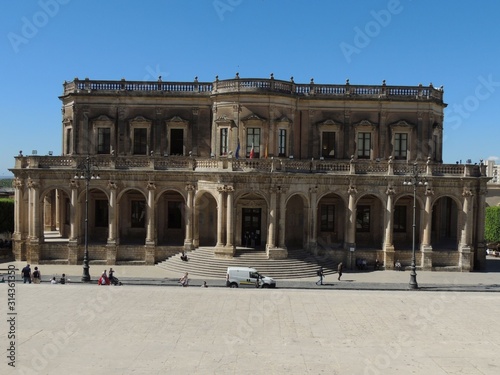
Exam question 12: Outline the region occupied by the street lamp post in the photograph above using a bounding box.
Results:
[75,156,99,282]
[403,162,426,290]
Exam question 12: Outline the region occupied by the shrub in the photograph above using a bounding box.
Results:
[485,206,500,244]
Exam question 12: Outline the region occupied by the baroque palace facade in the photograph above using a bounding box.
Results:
[10,75,489,270]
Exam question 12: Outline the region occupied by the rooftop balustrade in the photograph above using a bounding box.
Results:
[13,155,484,178]
[62,77,444,103]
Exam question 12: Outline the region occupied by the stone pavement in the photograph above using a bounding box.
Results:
[1,279,500,374]
[2,257,500,292]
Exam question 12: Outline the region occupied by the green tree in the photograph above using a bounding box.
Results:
[485,206,500,244]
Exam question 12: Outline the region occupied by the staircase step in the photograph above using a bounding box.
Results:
[156,247,338,279]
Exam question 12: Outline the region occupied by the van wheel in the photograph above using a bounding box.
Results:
[262,284,269,288]
[230,283,238,288]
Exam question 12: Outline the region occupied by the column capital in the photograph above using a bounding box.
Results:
[69,180,79,189]
[462,187,473,197]
[348,185,357,195]
[309,186,318,194]
[147,182,156,191]
[185,183,196,192]
[386,186,396,195]
[108,181,118,190]
[27,179,38,189]
[425,187,434,196]
[14,177,23,189]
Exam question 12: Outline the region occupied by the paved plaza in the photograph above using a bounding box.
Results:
[1,262,500,374]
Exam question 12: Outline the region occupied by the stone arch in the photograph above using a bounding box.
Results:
[393,193,424,250]
[431,195,460,250]
[156,189,186,246]
[316,192,346,248]
[236,191,269,248]
[194,190,218,247]
[354,193,384,249]
[117,188,147,245]
[285,193,309,249]
[38,186,72,243]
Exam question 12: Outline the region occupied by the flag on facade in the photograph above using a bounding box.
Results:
[235,139,240,159]
[249,143,255,159]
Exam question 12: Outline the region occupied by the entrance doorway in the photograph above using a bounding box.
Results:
[242,208,261,247]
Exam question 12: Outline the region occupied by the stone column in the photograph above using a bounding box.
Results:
[225,186,235,249]
[216,186,225,248]
[106,181,118,265]
[214,185,234,258]
[278,187,288,248]
[420,187,434,270]
[107,182,117,244]
[475,188,487,270]
[459,187,473,271]
[146,182,156,245]
[145,182,156,265]
[68,180,79,264]
[309,186,318,254]
[383,186,396,269]
[346,184,357,270]
[27,179,40,263]
[267,187,277,250]
[184,184,195,250]
[12,178,24,260]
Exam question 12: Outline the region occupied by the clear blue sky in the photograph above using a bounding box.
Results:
[1,0,499,177]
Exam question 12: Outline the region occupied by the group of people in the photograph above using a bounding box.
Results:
[21,264,43,284]
[21,263,69,284]
[316,262,343,285]
[98,268,122,285]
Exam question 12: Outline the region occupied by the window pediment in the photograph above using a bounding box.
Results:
[215,114,235,127]
[92,115,114,127]
[242,113,266,122]
[353,119,376,131]
[389,120,414,128]
[129,116,152,126]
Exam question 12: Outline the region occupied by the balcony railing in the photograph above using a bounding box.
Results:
[14,155,484,178]
[63,77,444,103]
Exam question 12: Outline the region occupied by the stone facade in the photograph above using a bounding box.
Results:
[10,76,489,270]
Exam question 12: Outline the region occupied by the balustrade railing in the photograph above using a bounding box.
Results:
[63,77,443,102]
[17,156,479,177]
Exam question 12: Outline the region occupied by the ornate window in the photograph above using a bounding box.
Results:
[166,116,189,156]
[394,133,408,160]
[278,129,287,157]
[357,133,371,159]
[246,128,260,158]
[318,119,341,159]
[130,116,151,155]
[354,120,376,160]
[389,120,413,161]
[93,115,115,155]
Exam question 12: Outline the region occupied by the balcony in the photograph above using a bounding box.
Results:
[62,77,444,103]
[13,155,484,178]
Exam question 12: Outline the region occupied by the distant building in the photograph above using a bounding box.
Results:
[10,76,489,270]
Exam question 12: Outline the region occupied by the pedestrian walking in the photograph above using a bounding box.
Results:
[98,270,110,285]
[21,264,31,283]
[32,266,41,284]
[337,262,344,281]
[316,267,325,285]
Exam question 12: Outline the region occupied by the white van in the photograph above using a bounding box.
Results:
[226,267,276,288]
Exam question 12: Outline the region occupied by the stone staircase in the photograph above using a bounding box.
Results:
[156,247,338,279]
